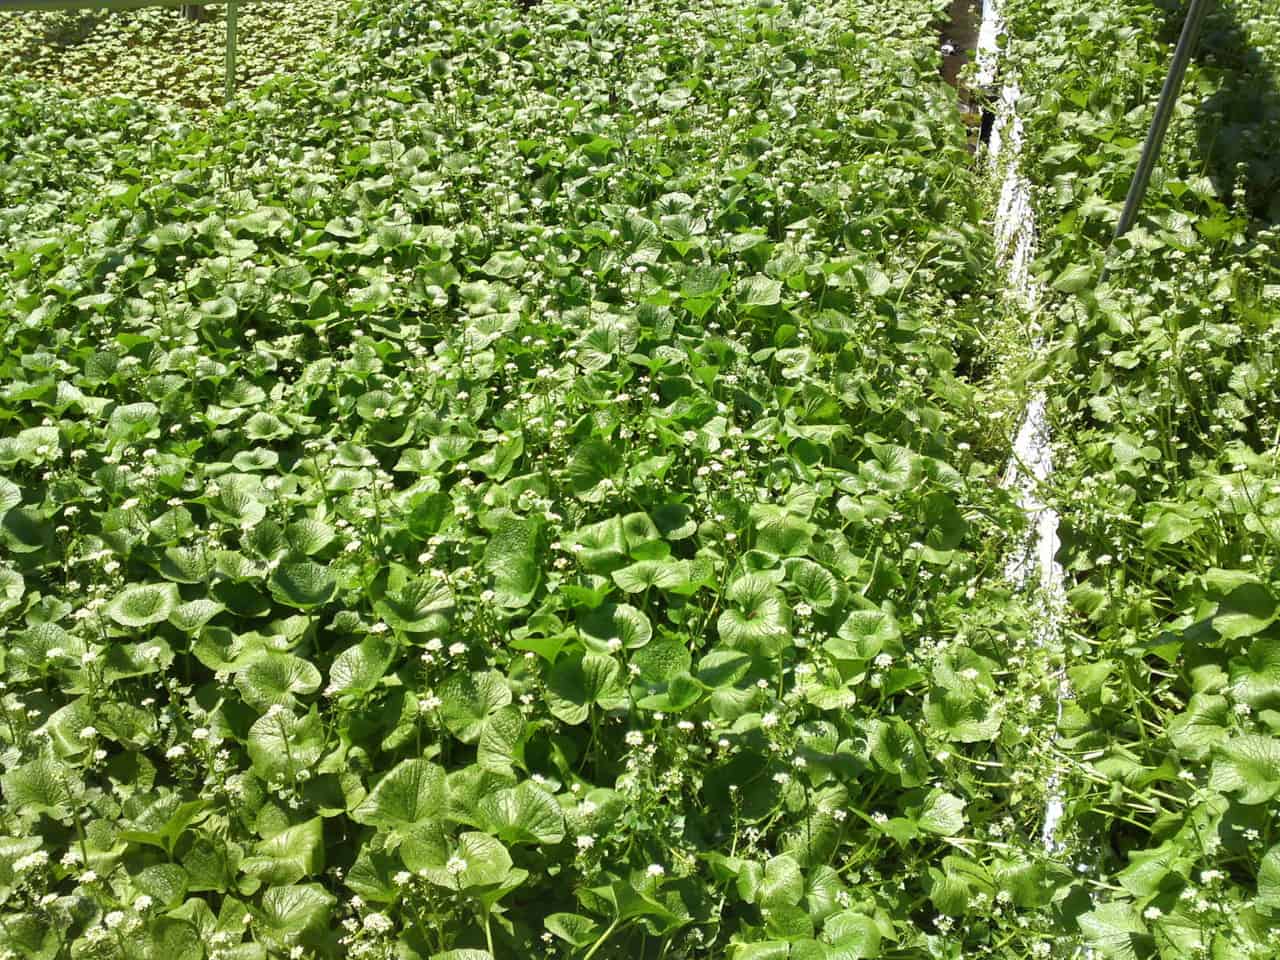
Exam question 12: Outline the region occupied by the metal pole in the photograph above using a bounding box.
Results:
[1107,0,1212,255]
[223,0,238,105]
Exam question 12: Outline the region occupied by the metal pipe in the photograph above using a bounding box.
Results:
[224,0,238,104]
[1108,0,1213,251]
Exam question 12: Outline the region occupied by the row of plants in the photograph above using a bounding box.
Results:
[997,0,1280,955]
[0,2,347,109]
[0,0,1085,956]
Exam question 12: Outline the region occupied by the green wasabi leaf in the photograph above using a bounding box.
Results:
[351,759,446,828]
[106,583,180,628]
[481,510,542,608]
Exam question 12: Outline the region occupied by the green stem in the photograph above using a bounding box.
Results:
[587,707,601,777]
[895,241,942,308]
[72,802,91,870]
[582,918,623,960]
[482,906,495,957]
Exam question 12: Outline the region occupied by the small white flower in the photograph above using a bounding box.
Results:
[362,912,393,933]
[446,856,468,875]
[646,863,665,878]
[80,726,98,739]
[133,894,152,911]
[761,712,778,729]
[103,911,125,930]
[14,851,48,872]
[575,834,595,851]
[165,745,187,760]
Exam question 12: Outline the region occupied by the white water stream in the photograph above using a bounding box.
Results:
[975,0,1071,854]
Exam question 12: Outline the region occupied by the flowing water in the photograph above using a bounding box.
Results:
[938,0,986,143]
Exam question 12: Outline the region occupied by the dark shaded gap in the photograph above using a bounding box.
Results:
[978,104,995,146]
[936,0,988,150]
[1159,0,1280,224]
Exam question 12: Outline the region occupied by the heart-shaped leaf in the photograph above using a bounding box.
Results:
[481,510,542,608]
[242,818,325,885]
[106,583,180,628]
[269,562,337,610]
[254,883,335,939]
[351,759,446,828]
[235,653,322,711]
[247,708,325,783]
[439,671,513,743]
[376,576,453,633]
[717,574,790,654]
[327,636,395,698]
[478,781,566,845]
[546,653,627,725]
[579,603,652,653]
[1210,734,1280,804]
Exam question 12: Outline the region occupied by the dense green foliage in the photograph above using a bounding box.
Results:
[0,3,346,108]
[0,1,1055,956]
[1002,0,1280,956]
[1,0,1278,957]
